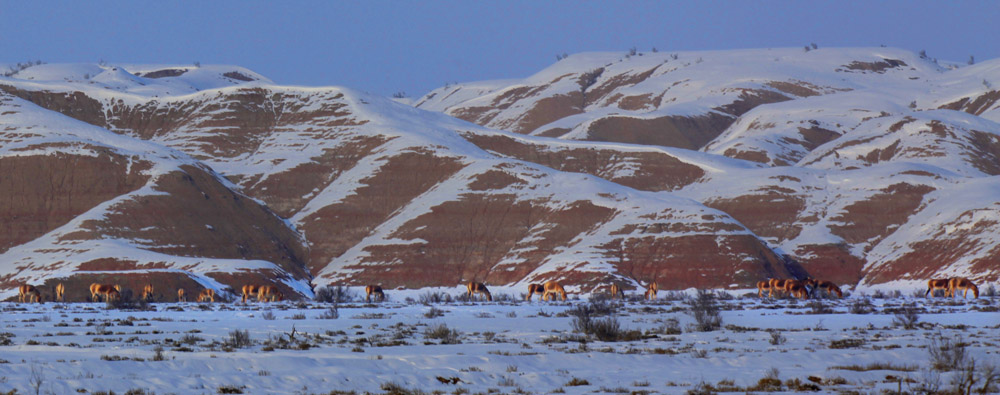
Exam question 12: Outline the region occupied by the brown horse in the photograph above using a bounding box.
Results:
[644,282,658,300]
[142,284,154,302]
[542,280,567,301]
[768,279,790,298]
[757,280,772,298]
[609,283,625,300]
[526,284,545,301]
[812,280,843,298]
[55,283,65,302]
[925,278,952,297]
[89,283,101,301]
[365,285,385,303]
[242,285,261,303]
[257,286,282,302]
[198,289,216,303]
[93,284,120,302]
[949,277,979,299]
[18,285,42,303]
[787,282,809,299]
[177,288,186,302]
[467,282,492,301]
[785,279,817,298]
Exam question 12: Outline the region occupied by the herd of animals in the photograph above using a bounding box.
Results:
[10,276,983,305]
[14,283,282,304]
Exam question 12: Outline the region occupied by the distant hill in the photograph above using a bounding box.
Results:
[2,48,1000,299]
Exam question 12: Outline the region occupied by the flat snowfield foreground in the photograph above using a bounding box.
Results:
[1,291,998,394]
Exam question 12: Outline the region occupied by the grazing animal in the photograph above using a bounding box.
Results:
[949,277,979,299]
[242,284,261,303]
[18,285,42,303]
[466,282,492,302]
[644,282,658,300]
[198,289,215,303]
[526,284,545,301]
[93,284,120,302]
[768,279,791,298]
[542,280,567,301]
[925,278,952,298]
[813,280,843,298]
[609,283,625,299]
[177,288,186,302]
[142,284,154,302]
[365,285,385,303]
[787,282,809,299]
[257,286,282,302]
[757,280,772,298]
[89,283,101,301]
[783,279,815,299]
[55,283,65,302]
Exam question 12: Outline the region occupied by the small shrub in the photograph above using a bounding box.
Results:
[751,368,783,391]
[423,324,461,344]
[686,290,722,332]
[418,292,452,305]
[152,346,165,361]
[106,290,149,311]
[0,332,14,346]
[424,306,446,318]
[318,306,339,319]
[831,362,918,372]
[260,310,276,320]
[216,385,245,394]
[829,338,865,349]
[566,377,590,386]
[849,297,874,314]
[179,334,203,345]
[573,316,624,342]
[314,286,354,303]
[768,330,786,346]
[928,332,968,371]
[224,330,253,349]
[659,317,682,335]
[568,300,616,318]
[380,381,427,395]
[805,300,833,314]
[892,303,920,329]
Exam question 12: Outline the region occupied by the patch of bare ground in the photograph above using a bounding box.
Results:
[585,113,734,150]
[135,69,188,79]
[705,191,806,241]
[353,196,616,288]
[459,132,705,191]
[0,149,151,253]
[836,58,908,73]
[940,90,1000,116]
[828,182,935,246]
[301,152,466,278]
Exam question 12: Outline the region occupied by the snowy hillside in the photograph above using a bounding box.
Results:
[0,93,309,301]
[3,48,1000,297]
[416,47,1000,288]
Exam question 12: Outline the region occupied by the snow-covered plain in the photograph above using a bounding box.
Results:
[1,289,997,394]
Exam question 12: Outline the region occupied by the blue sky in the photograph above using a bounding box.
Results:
[1,1,997,97]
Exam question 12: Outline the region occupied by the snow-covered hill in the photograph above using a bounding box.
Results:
[3,48,1000,298]
[0,62,792,299]
[416,47,1000,288]
[0,93,309,301]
